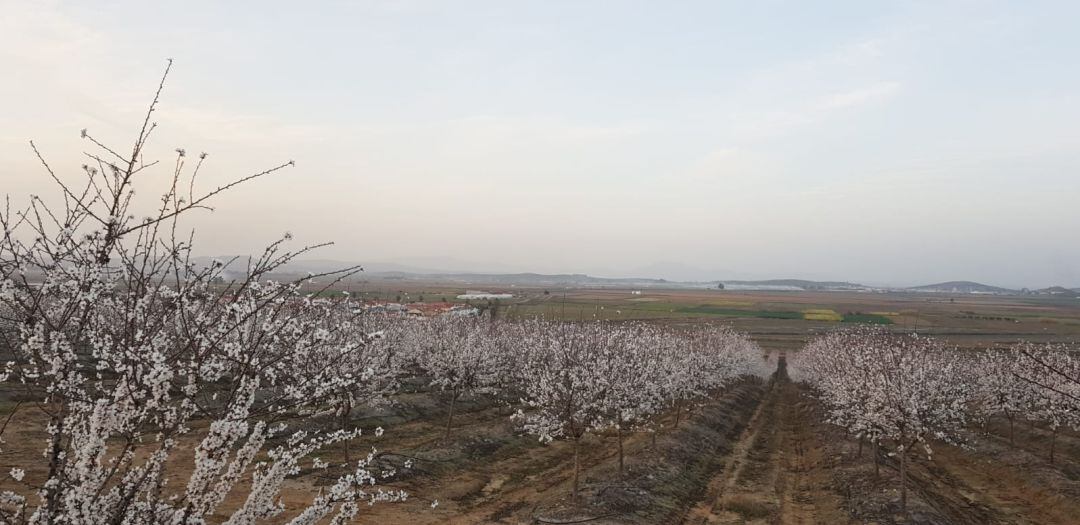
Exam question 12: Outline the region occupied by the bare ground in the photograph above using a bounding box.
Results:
[681,373,849,525]
[3,368,1080,524]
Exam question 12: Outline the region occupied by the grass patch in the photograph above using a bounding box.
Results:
[676,305,802,319]
[841,312,894,325]
[803,309,843,322]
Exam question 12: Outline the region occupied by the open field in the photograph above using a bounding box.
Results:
[341,279,1080,352]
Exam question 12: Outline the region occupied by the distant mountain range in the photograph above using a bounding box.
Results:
[359,273,1076,296]
[905,281,1080,297]
[359,273,873,291]
[1034,286,1080,297]
[192,257,1077,296]
[719,279,865,291]
[365,271,675,287]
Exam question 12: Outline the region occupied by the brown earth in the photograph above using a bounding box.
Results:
[3,358,1080,524]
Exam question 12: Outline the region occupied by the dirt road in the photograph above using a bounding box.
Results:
[682,361,849,525]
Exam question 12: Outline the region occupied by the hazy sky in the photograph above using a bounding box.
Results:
[2,1,1078,288]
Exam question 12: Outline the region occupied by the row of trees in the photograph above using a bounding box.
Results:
[509,321,766,497]
[0,267,767,522]
[789,328,1079,510]
[972,342,1080,461]
[401,317,769,498]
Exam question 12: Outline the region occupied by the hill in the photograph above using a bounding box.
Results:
[367,271,672,287]
[190,257,1053,295]
[907,281,1016,294]
[719,279,867,291]
[1034,286,1080,297]
[362,272,873,291]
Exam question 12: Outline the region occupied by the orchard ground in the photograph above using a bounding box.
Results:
[2,284,1078,524]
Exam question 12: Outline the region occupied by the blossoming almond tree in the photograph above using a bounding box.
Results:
[655,326,751,428]
[297,308,404,462]
[1012,343,1080,463]
[792,331,889,465]
[410,317,502,439]
[592,323,766,476]
[793,328,973,511]
[590,323,662,477]
[972,347,1036,446]
[0,63,406,523]
[511,321,766,497]
[513,321,610,500]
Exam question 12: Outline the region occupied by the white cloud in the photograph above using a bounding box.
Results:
[821,81,901,110]
[722,79,901,143]
[684,147,777,185]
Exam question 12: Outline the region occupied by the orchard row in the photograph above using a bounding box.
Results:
[789,328,1079,509]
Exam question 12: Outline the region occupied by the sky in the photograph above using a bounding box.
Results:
[2,0,1078,288]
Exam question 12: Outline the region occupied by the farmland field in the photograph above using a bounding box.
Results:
[339,280,1080,351]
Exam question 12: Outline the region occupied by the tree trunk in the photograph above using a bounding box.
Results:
[858,435,863,458]
[445,388,458,440]
[617,415,625,477]
[873,440,880,478]
[1008,416,1015,447]
[572,436,581,500]
[900,445,908,511]
[673,400,682,428]
[1050,427,1058,464]
[341,406,351,462]
[43,413,66,518]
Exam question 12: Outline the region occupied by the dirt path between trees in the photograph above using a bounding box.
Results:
[681,370,849,525]
[681,380,775,524]
[771,379,849,525]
